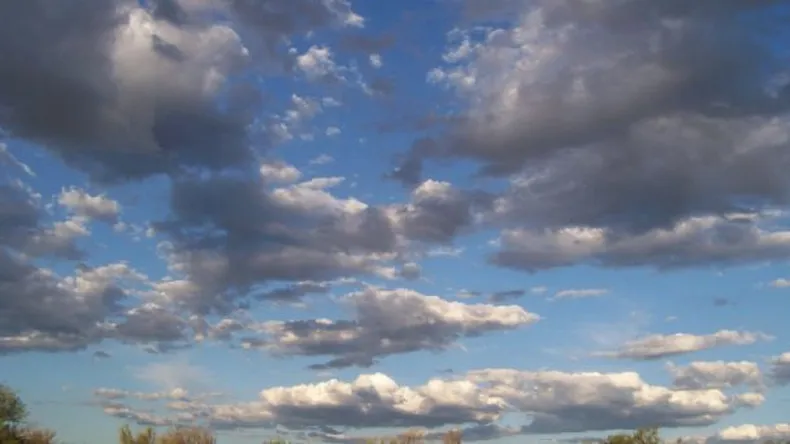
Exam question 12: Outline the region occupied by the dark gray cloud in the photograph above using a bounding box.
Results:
[0,0,366,183]
[0,182,204,355]
[0,0,261,183]
[491,212,790,272]
[397,0,790,270]
[488,289,525,303]
[770,352,790,385]
[153,175,400,313]
[257,281,332,303]
[397,262,422,280]
[391,179,491,244]
[0,182,122,351]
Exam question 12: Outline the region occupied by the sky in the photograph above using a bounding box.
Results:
[1,1,790,443]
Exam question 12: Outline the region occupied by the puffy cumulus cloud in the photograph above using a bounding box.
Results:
[769,278,790,288]
[94,368,758,435]
[0,183,210,354]
[0,0,254,181]
[710,423,790,444]
[666,361,764,390]
[259,161,302,184]
[58,187,120,223]
[2,177,133,353]
[250,287,538,369]
[0,0,366,182]
[408,0,790,271]
[0,0,375,353]
[769,352,790,385]
[596,330,771,360]
[465,368,744,434]
[0,183,87,260]
[386,179,491,244]
[151,175,404,313]
[397,262,422,280]
[0,259,154,354]
[151,174,484,314]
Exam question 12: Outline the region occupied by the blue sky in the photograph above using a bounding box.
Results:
[1,1,790,443]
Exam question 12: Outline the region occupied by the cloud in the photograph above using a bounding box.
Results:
[711,423,790,443]
[259,161,303,184]
[246,287,539,369]
[255,281,333,304]
[397,262,422,280]
[369,54,383,69]
[551,288,609,301]
[309,154,335,165]
[488,289,525,303]
[403,0,790,270]
[387,179,491,244]
[296,45,343,82]
[58,187,121,223]
[0,0,375,353]
[491,212,790,271]
[597,330,772,360]
[769,278,790,288]
[150,174,403,313]
[769,352,790,385]
[666,361,764,390]
[0,143,35,176]
[95,367,757,435]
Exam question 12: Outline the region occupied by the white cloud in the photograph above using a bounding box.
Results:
[259,161,302,184]
[96,367,759,434]
[369,53,382,69]
[666,361,764,390]
[297,45,341,81]
[713,423,790,443]
[597,330,772,360]
[769,278,790,288]
[58,187,120,222]
[326,126,341,137]
[309,154,334,165]
[251,287,539,369]
[0,143,35,176]
[551,288,608,301]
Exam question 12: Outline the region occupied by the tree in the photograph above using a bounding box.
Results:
[0,384,27,426]
[119,425,157,444]
[604,428,661,444]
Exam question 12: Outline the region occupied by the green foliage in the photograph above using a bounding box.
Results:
[604,428,661,444]
[119,425,157,444]
[0,424,57,444]
[0,385,27,426]
[158,427,215,444]
[119,426,216,444]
